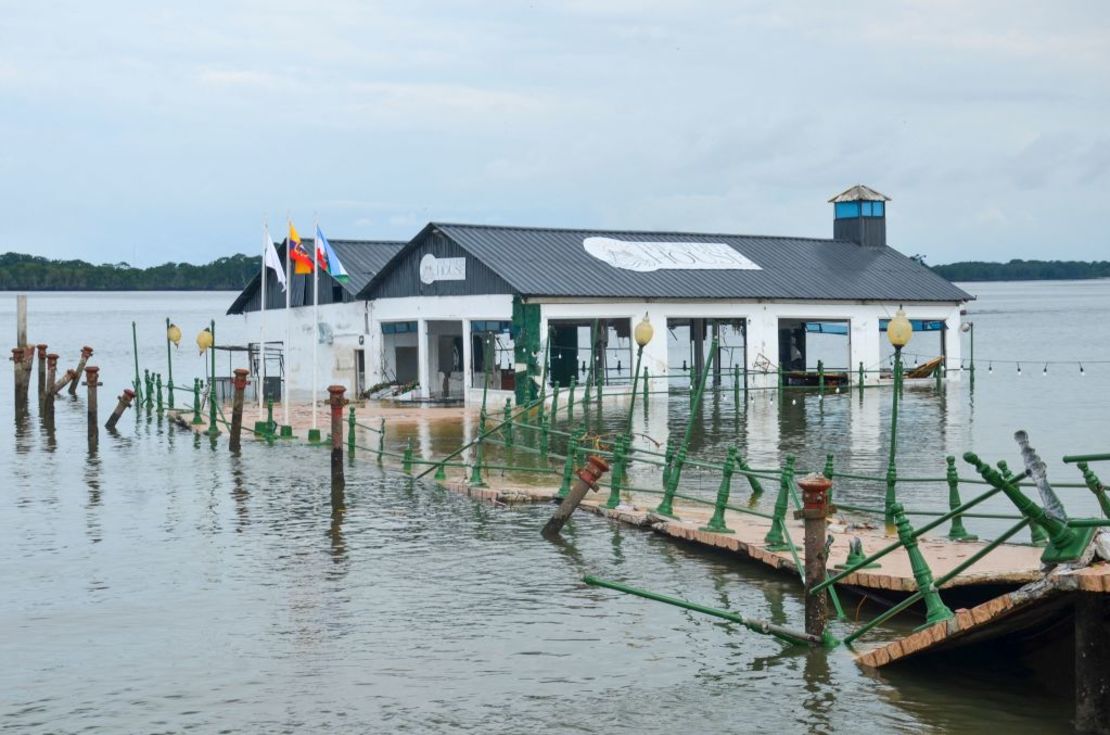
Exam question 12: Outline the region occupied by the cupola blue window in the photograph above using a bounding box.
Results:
[835,201,884,219]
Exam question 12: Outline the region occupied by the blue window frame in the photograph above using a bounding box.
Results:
[879,319,945,332]
[835,201,860,219]
[381,321,417,334]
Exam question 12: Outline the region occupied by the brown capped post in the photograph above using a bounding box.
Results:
[35,344,47,403]
[328,385,349,496]
[11,347,28,419]
[44,353,58,415]
[542,454,610,538]
[795,472,835,640]
[228,368,250,453]
[69,346,93,396]
[105,388,136,431]
[52,369,77,395]
[85,365,100,450]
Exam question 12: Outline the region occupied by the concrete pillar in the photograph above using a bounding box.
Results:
[461,318,472,404]
[1076,592,1110,735]
[691,318,705,380]
[417,318,430,399]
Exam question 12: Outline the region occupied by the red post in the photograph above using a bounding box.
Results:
[229,368,250,453]
[542,455,611,538]
[328,385,349,494]
[795,472,834,638]
[105,388,137,430]
[69,345,93,396]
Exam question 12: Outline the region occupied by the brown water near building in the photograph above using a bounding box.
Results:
[3,282,1109,733]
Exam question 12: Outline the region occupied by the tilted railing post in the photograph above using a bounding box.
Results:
[655,338,718,518]
[502,398,513,448]
[557,431,582,500]
[738,456,764,498]
[891,502,954,628]
[604,434,628,509]
[764,455,796,550]
[701,447,738,533]
[999,459,1047,546]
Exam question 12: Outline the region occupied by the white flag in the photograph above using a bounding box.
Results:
[264,230,286,291]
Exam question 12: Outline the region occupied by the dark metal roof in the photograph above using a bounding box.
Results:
[227,239,405,315]
[380,223,972,303]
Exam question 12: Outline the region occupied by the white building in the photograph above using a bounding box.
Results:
[230,186,972,404]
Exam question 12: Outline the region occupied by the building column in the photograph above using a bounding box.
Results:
[461,318,472,404]
[746,305,778,390]
[641,307,669,388]
[417,318,430,399]
[851,313,882,386]
[943,305,963,381]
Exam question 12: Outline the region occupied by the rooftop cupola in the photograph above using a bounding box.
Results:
[829,184,890,247]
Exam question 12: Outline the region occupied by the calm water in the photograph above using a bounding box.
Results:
[3,283,1107,733]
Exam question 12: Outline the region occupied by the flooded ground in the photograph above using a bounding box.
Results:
[3,282,1108,733]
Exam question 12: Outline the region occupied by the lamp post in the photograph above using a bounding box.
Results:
[626,313,653,433]
[960,320,973,385]
[885,307,912,521]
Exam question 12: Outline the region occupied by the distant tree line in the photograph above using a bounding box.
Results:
[931,259,1110,282]
[0,252,257,290]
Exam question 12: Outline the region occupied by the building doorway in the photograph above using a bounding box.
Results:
[666,318,747,387]
[777,318,850,386]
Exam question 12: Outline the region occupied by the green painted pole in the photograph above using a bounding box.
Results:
[891,503,954,628]
[700,447,737,533]
[817,360,825,395]
[661,439,674,491]
[733,364,740,413]
[822,454,835,504]
[738,456,764,497]
[165,317,174,409]
[348,406,356,454]
[469,409,488,487]
[642,366,649,407]
[144,369,152,409]
[998,459,1047,546]
[502,398,513,447]
[266,399,275,435]
[656,339,718,518]
[155,373,163,414]
[567,375,576,420]
[377,417,385,465]
[550,383,560,422]
[945,455,976,541]
[764,455,795,550]
[191,378,203,425]
[858,361,864,391]
[402,437,413,474]
[132,321,143,404]
[1077,462,1110,519]
[884,345,903,521]
[557,432,581,500]
[539,412,549,461]
[583,576,822,647]
[206,319,219,437]
[604,435,627,509]
[626,344,645,434]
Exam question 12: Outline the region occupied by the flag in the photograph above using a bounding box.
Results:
[315,225,350,283]
[288,221,314,274]
[264,228,286,291]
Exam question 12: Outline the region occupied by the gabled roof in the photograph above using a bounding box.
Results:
[361,222,971,303]
[227,238,404,315]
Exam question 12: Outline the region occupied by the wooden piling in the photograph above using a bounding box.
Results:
[229,368,249,453]
[11,347,28,418]
[541,455,609,538]
[795,472,834,640]
[1075,593,1110,735]
[35,344,47,402]
[44,353,58,416]
[85,365,99,450]
[105,389,136,430]
[69,346,93,396]
[52,369,76,395]
[328,385,348,494]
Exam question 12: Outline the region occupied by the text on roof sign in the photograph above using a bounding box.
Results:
[419,253,466,284]
[583,237,761,272]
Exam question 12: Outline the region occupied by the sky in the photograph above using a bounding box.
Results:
[2,1,1108,266]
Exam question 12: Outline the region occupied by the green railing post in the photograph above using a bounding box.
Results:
[347,406,356,454]
[469,410,487,487]
[656,338,718,518]
[999,459,1047,546]
[402,437,414,475]
[764,454,795,550]
[550,383,560,422]
[834,536,880,570]
[891,503,954,629]
[165,317,174,410]
[662,439,675,491]
[858,361,864,391]
[945,456,976,541]
[777,363,783,392]
[817,360,825,395]
[605,434,627,509]
[377,417,385,465]
[502,398,514,447]
[701,447,738,533]
[539,412,550,461]
[733,364,740,413]
[884,346,903,521]
[206,320,219,438]
[434,461,447,481]
[567,376,576,420]
[132,320,143,405]
[191,378,203,425]
[738,456,764,497]
[965,452,1097,564]
[935,359,943,391]
[266,399,275,436]
[1077,462,1110,519]
[626,343,645,434]
[143,369,152,409]
[642,366,649,407]
[557,432,581,500]
[822,454,834,503]
[155,373,163,414]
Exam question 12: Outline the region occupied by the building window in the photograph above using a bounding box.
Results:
[382,321,417,334]
[835,201,860,219]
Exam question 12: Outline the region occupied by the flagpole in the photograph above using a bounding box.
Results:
[312,219,319,435]
[284,219,291,430]
[259,223,268,416]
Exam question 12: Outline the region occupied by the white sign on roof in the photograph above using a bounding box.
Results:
[583,237,761,272]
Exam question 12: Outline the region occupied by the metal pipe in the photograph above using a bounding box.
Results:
[329,385,348,495]
[85,365,99,451]
[542,454,609,538]
[105,388,136,430]
[229,368,249,453]
[70,345,93,396]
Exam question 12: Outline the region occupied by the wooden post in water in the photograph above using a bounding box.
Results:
[35,344,47,403]
[11,347,28,419]
[796,472,834,641]
[69,346,93,396]
[105,389,136,430]
[1075,593,1110,735]
[85,366,99,450]
[328,385,348,497]
[541,454,609,538]
[52,369,76,395]
[229,368,249,453]
[44,353,58,417]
